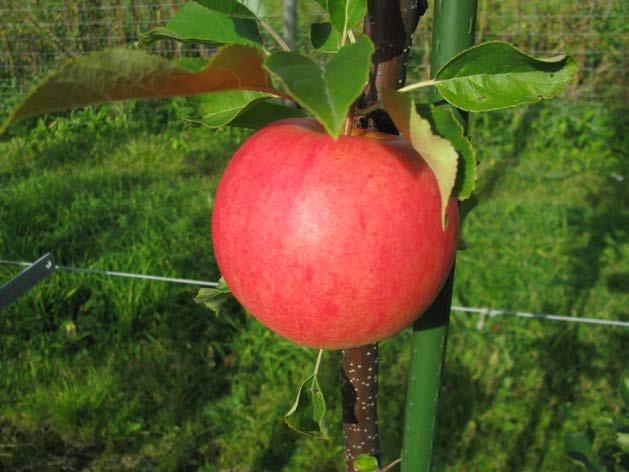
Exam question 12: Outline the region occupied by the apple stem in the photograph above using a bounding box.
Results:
[341,344,381,470]
[343,103,357,136]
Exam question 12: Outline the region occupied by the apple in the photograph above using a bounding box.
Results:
[212,118,459,349]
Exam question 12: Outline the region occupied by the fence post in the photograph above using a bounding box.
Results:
[400,1,478,471]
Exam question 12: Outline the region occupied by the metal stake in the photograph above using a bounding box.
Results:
[0,253,55,310]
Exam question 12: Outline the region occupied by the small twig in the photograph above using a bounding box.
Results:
[397,79,437,93]
[381,458,402,472]
[259,19,291,52]
[356,103,382,116]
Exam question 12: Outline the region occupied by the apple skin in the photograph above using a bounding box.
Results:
[212,118,459,349]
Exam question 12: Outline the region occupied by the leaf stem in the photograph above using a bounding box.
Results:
[314,349,324,375]
[382,458,402,472]
[347,30,356,44]
[397,79,437,93]
[259,19,291,52]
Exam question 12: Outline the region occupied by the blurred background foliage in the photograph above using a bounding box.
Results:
[0,0,627,470]
[0,0,626,111]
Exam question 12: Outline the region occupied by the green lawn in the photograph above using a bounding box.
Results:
[0,99,627,471]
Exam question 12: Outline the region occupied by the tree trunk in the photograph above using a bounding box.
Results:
[340,2,427,471]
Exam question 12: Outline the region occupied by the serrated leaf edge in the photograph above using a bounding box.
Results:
[433,40,578,112]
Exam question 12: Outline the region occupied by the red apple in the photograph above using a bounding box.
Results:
[212,118,459,349]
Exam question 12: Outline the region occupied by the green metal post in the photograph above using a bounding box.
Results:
[401,1,477,471]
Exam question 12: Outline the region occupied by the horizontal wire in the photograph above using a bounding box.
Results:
[0,259,218,288]
[1,258,627,328]
[451,306,629,328]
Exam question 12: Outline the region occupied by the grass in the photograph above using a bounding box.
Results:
[0,98,627,471]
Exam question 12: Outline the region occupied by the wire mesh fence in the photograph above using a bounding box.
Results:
[0,0,626,114]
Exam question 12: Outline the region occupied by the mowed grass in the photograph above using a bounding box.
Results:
[0,99,627,471]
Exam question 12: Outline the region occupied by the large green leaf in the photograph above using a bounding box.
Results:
[417,104,477,200]
[264,35,374,138]
[142,1,262,47]
[328,0,367,40]
[186,90,271,128]
[383,89,459,229]
[229,101,306,129]
[1,45,279,133]
[284,372,328,439]
[310,22,341,52]
[434,41,578,111]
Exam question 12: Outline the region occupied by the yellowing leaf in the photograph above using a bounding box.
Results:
[383,89,458,229]
[1,45,280,134]
[416,104,477,200]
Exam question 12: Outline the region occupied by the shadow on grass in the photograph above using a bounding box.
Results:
[474,104,543,201]
[503,323,601,470]
[437,360,489,468]
[251,409,301,471]
[562,107,628,315]
[1,299,242,469]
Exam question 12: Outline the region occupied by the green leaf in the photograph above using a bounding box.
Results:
[194,277,232,316]
[564,432,600,472]
[186,90,271,128]
[284,372,328,439]
[434,41,578,112]
[228,100,306,129]
[236,0,268,18]
[383,89,459,229]
[142,1,262,47]
[417,104,476,200]
[310,22,341,52]
[265,35,374,138]
[194,0,257,18]
[175,57,209,72]
[328,0,367,40]
[1,45,278,133]
[354,454,379,472]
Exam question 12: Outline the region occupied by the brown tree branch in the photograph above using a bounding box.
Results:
[341,2,428,471]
